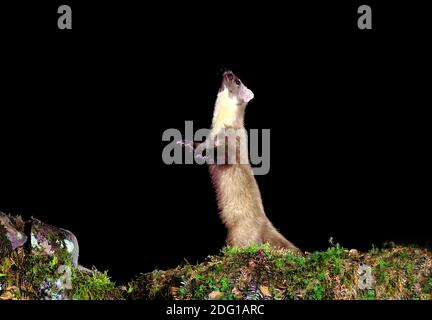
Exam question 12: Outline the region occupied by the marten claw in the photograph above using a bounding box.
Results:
[177,139,195,152]
[195,154,208,161]
[177,139,210,161]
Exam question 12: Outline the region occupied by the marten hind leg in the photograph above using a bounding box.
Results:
[226,227,263,248]
[264,226,300,252]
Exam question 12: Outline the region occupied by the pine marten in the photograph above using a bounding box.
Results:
[201,70,299,251]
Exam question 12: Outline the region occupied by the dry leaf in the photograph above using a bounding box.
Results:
[208,291,224,300]
[0,291,14,300]
[349,249,359,257]
[259,285,271,297]
[170,286,179,298]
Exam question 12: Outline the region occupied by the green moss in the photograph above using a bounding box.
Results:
[126,243,432,300]
[2,216,432,301]
[360,289,376,300]
[0,240,124,300]
[71,270,122,300]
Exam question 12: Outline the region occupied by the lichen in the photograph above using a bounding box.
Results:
[63,239,75,254]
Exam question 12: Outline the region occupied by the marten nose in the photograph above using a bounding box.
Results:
[223,70,234,81]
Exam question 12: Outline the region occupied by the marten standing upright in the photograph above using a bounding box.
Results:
[200,70,299,251]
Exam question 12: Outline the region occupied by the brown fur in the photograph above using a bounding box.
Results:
[207,71,299,252]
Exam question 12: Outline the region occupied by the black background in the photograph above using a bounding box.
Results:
[0,1,430,285]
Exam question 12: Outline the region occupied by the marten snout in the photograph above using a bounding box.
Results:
[223,70,239,84]
[223,70,234,80]
[221,70,243,93]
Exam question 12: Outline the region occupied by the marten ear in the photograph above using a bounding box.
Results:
[240,86,254,103]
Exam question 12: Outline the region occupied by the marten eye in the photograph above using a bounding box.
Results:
[235,79,241,86]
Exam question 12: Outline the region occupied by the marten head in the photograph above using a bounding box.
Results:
[219,71,254,106]
[212,70,254,131]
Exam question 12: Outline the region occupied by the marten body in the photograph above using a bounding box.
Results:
[206,71,299,251]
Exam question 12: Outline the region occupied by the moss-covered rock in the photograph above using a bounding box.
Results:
[1,212,123,300]
[0,245,124,300]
